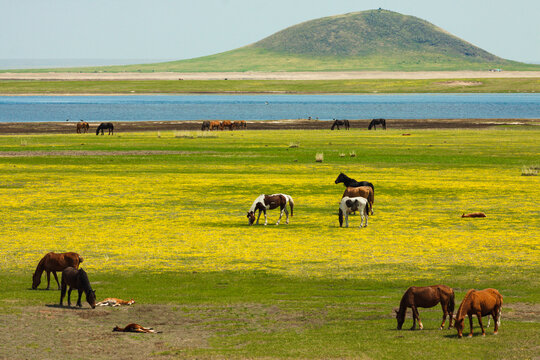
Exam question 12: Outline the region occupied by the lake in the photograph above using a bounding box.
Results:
[0,94,538,122]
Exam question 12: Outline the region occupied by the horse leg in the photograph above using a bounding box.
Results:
[52,271,60,290]
[77,289,83,307]
[263,209,268,226]
[345,212,349,228]
[413,306,423,330]
[476,312,486,336]
[276,206,284,225]
[467,314,474,337]
[60,282,67,306]
[67,288,73,307]
[256,209,261,224]
[46,271,51,290]
[440,302,448,329]
[493,308,500,334]
[284,207,289,225]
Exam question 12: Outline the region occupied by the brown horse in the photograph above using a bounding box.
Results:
[32,252,83,290]
[247,194,294,226]
[342,186,374,215]
[60,267,96,308]
[76,121,89,133]
[233,120,247,129]
[462,212,486,218]
[455,288,502,338]
[395,285,455,330]
[220,120,233,130]
[113,323,157,333]
[209,121,221,130]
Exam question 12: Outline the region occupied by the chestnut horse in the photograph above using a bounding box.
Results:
[60,267,96,308]
[209,121,221,130]
[233,120,247,129]
[32,252,83,290]
[342,186,374,215]
[113,323,156,333]
[220,120,233,130]
[247,194,294,226]
[76,121,89,133]
[455,288,502,338]
[395,285,455,330]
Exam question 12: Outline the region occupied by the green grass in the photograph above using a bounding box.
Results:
[1,77,539,94]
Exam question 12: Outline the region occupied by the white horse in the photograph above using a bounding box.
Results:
[247,193,294,226]
[339,196,369,228]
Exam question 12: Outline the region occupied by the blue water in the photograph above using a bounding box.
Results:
[0,94,538,122]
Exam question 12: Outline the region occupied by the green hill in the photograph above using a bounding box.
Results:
[11,9,540,72]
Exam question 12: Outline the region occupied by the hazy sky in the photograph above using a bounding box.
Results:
[1,0,539,63]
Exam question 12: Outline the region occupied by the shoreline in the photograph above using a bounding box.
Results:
[0,118,538,134]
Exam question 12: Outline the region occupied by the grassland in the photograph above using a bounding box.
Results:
[0,128,539,359]
[1,77,539,94]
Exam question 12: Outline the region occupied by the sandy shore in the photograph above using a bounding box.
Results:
[0,118,537,134]
[1,71,540,81]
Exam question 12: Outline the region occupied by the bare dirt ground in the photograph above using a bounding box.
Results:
[1,71,540,81]
[0,118,537,135]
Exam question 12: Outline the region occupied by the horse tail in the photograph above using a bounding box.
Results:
[365,200,371,217]
[448,291,455,315]
[287,195,294,216]
[339,208,343,227]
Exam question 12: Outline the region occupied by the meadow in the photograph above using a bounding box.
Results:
[0,128,539,359]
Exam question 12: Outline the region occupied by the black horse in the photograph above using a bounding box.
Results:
[60,267,96,308]
[368,118,386,130]
[331,119,350,130]
[201,121,210,131]
[96,122,114,135]
[334,172,374,192]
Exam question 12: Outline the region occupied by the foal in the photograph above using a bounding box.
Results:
[455,288,502,338]
[247,194,294,226]
[113,323,156,333]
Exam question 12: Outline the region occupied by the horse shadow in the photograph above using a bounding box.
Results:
[45,304,92,310]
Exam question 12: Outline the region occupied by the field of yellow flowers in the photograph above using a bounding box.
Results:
[1,129,538,280]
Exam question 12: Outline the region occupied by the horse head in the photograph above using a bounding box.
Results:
[394,308,405,330]
[334,172,345,184]
[31,272,41,289]
[247,211,256,225]
[454,316,465,338]
[87,289,96,309]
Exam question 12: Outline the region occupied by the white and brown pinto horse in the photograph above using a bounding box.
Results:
[339,196,369,228]
[247,194,294,226]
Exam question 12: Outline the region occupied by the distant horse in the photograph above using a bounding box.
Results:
[60,267,96,309]
[233,120,247,130]
[331,119,350,130]
[368,118,386,130]
[395,285,455,330]
[462,212,486,218]
[220,120,233,130]
[76,121,89,133]
[455,288,502,338]
[209,121,221,131]
[96,122,114,135]
[339,196,370,228]
[247,194,294,226]
[334,173,374,192]
[342,186,374,215]
[113,323,157,333]
[201,121,210,131]
[32,252,83,290]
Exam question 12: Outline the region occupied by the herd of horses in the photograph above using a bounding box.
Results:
[201,120,247,131]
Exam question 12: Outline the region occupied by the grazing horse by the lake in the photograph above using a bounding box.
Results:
[96,122,114,135]
[220,120,233,130]
[209,121,221,130]
[395,285,455,330]
[201,121,210,131]
[462,212,487,218]
[76,121,89,133]
[247,194,294,226]
[113,323,157,333]
[368,118,386,130]
[32,252,83,290]
[233,120,247,129]
[331,119,350,130]
[455,288,502,338]
[342,186,374,215]
[60,267,96,309]
[339,196,370,228]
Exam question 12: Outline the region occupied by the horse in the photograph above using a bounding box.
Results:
[331,119,350,130]
[32,252,83,290]
[395,285,455,330]
[209,121,221,130]
[462,212,486,218]
[220,120,233,130]
[342,186,374,215]
[201,121,210,131]
[113,323,157,333]
[247,194,294,226]
[60,267,96,309]
[339,196,370,228]
[334,173,374,192]
[368,118,386,130]
[96,122,114,135]
[455,288,503,338]
[96,298,135,307]
[233,120,247,130]
[76,121,89,133]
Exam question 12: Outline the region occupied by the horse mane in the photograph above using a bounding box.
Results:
[456,289,475,319]
[34,253,48,276]
[249,194,265,213]
[77,268,93,293]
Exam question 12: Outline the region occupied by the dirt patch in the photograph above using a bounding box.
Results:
[503,302,540,322]
[436,81,483,86]
[0,150,212,157]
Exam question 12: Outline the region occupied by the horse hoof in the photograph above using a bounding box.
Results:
[493,331,498,335]
[468,334,473,338]
[482,333,486,337]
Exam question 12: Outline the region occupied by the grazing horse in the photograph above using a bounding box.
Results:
[96,298,135,307]
[247,194,294,226]
[462,212,486,218]
[342,186,374,215]
[201,121,210,131]
[368,118,386,130]
[395,285,455,330]
[113,323,157,333]
[209,121,221,130]
[455,288,503,338]
[331,119,350,130]
[220,120,233,130]
[233,120,247,130]
[32,252,83,290]
[96,122,114,135]
[76,121,89,133]
[60,267,96,308]
[339,196,370,228]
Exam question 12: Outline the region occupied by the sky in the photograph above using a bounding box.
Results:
[1,0,539,64]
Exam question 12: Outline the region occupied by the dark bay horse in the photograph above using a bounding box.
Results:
[395,285,455,330]
[368,118,386,130]
[32,252,83,290]
[60,267,96,308]
[331,119,350,130]
[455,288,502,338]
[247,194,294,226]
[201,121,210,131]
[96,122,114,135]
[334,173,374,192]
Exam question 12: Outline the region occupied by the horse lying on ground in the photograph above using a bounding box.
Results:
[32,252,83,290]
[395,285,455,330]
[455,288,502,338]
[342,186,374,215]
[462,212,486,218]
[201,121,210,131]
[96,298,135,307]
[368,118,386,130]
[113,323,157,333]
[60,267,96,309]
[339,196,370,228]
[331,119,350,130]
[247,194,294,226]
[96,122,114,135]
